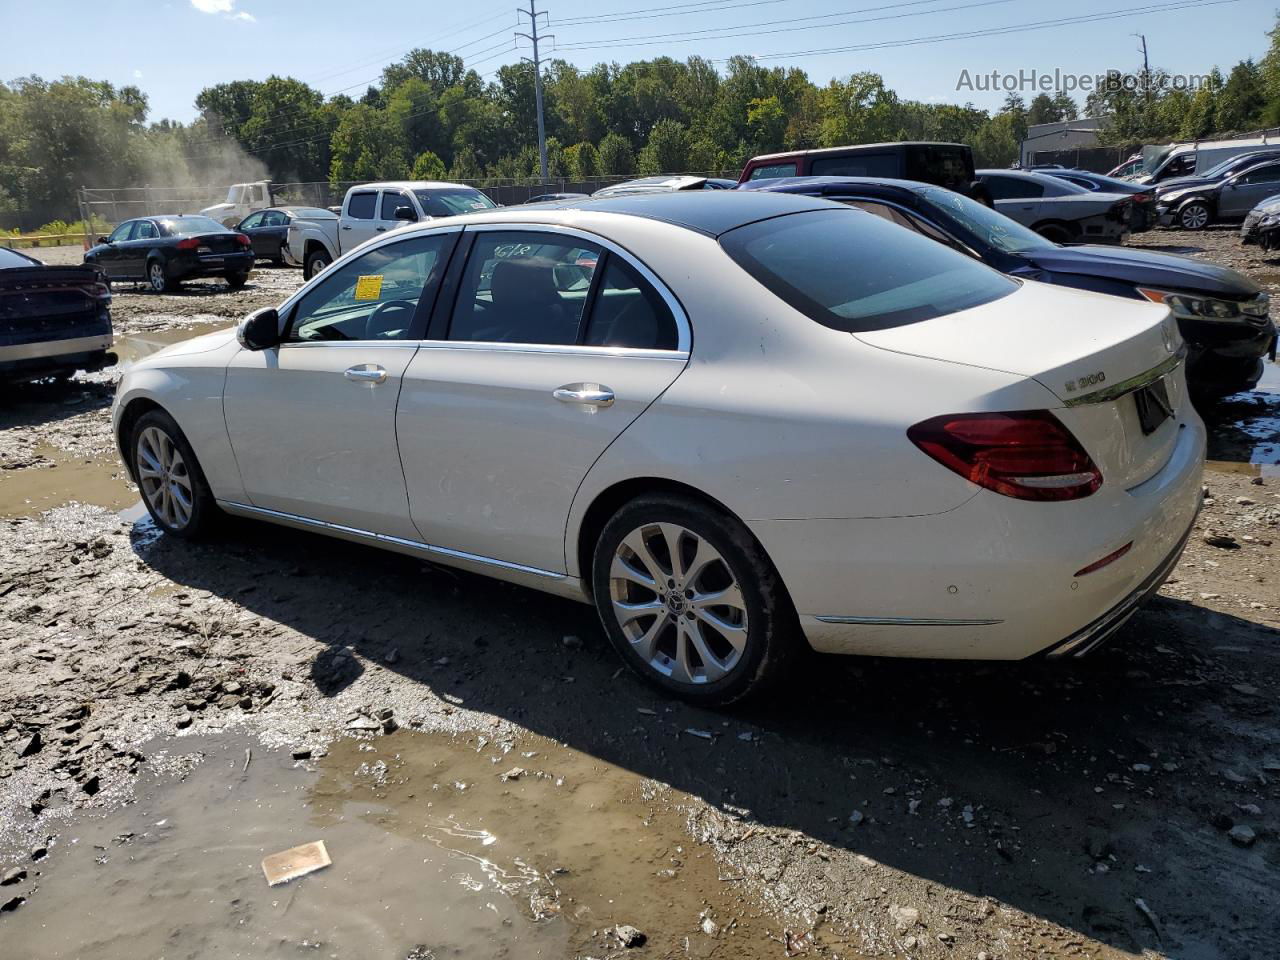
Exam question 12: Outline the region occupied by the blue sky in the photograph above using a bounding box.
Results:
[1,0,1276,121]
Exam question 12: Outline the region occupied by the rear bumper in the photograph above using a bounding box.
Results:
[0,332,113,364]
[281,244,303,267]
[753,415,1206,660]
[168,251,256,279]
[0,334,114,379]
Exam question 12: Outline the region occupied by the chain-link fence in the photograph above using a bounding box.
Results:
[75,175,660,238]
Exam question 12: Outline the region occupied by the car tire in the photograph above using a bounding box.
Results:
[129,409,216,539]
[225,270,250,290]
[591,494,799,706]
[147,259,175,294]
[304,249,331,280]
[1034,222,1073,244]
[1179,201,1211,231]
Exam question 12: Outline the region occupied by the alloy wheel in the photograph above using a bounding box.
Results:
[1181,204,1210,230]
[149,262,166,292]
[136,425,194,530]
[608,522,749,685]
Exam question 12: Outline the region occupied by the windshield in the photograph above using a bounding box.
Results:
[414,188,496,217]
[157,216,227,236]
[1140,145,1175,175]
[0,247,40,268]
[721,208,1017,332]
[919,186,1054,254]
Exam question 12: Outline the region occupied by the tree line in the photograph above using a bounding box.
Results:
[4,15,1280,222]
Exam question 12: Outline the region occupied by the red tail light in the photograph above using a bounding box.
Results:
[175,237,200,250]
[1135,192,1154,204]
[235,233,251,247]
[907,411,1102,502]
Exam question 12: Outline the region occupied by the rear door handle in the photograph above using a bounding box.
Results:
[344,364,387,384]
[375,226,387,232]
[553,383,614,407]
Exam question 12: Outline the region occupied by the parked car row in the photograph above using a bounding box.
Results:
[114,189,1209,704]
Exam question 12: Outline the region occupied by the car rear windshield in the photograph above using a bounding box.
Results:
[720,208,1018,332]
[413,189,497,217]
[157,216,227,236]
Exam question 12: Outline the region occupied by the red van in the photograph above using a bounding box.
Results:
[738,142,977,192]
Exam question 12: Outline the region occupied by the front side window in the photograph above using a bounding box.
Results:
[381,191,415,220]
[108,222,134,243]
[1240,164,1280,184]
[287,233,454,342]
[747,163,798,181]
[240,212,264,229]
[720,208,1017,332]
[449,232,601,345]
[346,192,377,219]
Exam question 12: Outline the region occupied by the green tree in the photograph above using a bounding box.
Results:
[598,132,636,175]
[411,150,447,180]
[329,104,408,186]
[637,118,689,174]
[564,141,599,179]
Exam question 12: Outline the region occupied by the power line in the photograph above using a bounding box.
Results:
[711,0,1240,62]
[553,0,1019,51]
[554,0,786,26]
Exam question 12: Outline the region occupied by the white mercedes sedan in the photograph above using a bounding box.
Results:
[112,191,1205,705]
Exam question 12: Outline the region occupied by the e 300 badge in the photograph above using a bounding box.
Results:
[1064,371,1106,393]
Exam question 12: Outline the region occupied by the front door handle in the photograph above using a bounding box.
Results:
[341,225,353,231]
[375,226,387,232]
[553,383,614,407]
[344,364,387,384]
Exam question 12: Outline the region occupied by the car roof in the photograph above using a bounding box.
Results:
[748,142,966,163]
[351,181,477,191]
[741,176,926,198]
[407,190,841,238]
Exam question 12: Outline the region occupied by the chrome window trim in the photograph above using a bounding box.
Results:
[415,340,688,361]
[456,222,692,354]
[218,501,566,580]
[815,615,1004,626]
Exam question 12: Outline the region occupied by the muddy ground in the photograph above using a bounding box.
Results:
[0,237,1278,959]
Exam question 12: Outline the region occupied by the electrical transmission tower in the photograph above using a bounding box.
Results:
[516,0,553,182]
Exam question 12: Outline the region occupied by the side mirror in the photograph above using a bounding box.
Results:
[97,236,110,245]
[394,205,418,222]
[237,307,282,351]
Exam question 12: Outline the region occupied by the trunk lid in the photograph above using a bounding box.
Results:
[0,265,111,345]
[855,280,1188,489]
[194,233,243,255]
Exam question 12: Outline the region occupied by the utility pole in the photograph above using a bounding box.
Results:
[1134,33,1152,112]
[516,0,553,182]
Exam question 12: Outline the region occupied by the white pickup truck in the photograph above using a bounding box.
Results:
[284,180,498,279]
[200,181,275,228]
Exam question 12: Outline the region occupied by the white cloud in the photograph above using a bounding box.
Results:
[190,0,255,20]
[133,69,144,79]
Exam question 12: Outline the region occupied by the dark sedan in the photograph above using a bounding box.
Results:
[85,215,255,293]
[1155,156,1280,231]
[1037,169,1157,231]
[747,176,1276,398]
[0,246,113,381]
[236,206,333,266]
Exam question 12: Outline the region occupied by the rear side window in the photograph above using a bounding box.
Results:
[583,257,677,350]
[811,153,898,178]
[347,192,377,219]
[747,163,797,181]
[984,176,1043,200]
[134,221,158,240]
[720,209,1017,332]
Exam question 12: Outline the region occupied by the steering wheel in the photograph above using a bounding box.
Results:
[365,298,417,339]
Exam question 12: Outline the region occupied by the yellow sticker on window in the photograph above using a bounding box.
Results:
[353,275,384,301]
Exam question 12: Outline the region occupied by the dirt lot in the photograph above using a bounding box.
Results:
[0,237,1278,959]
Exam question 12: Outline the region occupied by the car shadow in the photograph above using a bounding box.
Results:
[136,514,1280,956]
[0,376,113,432]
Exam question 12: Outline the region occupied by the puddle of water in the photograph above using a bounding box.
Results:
[0,734,569,959]
[0,445,134,518]
[1,730,795,959]
[1204,359,1280,476]
[111,320,231,369]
